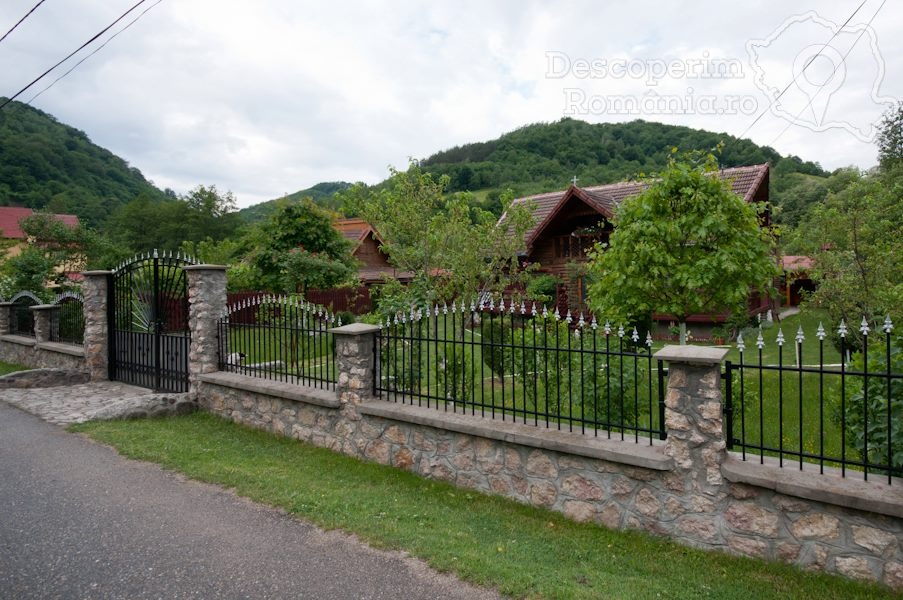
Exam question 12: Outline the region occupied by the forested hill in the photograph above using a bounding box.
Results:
[419,118,829,222]
[0,100,166,227]
[238,181,351,223]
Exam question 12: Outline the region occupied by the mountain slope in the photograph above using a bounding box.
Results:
[0,100,166,227]
[418,118,828,221]
[238,181,351,223]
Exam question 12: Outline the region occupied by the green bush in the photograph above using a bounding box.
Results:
[831,335,903,474]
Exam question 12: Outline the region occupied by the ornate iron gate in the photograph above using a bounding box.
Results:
[108,251,195,392]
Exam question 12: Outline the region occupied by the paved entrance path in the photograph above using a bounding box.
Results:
[0,401,499,599]
[0,380,157,424]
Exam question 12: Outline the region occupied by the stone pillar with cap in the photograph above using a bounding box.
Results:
[82,270,112,381]
[330,323,380,419]
[183,264,228,392]
[31,304,58,343]
[654,345,730,494]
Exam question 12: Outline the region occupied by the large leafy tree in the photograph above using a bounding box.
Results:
[1,212,123,294]
[244,199,356,293]
[876,101,903,169]
[340,163,535,311]
[586,150,778,344]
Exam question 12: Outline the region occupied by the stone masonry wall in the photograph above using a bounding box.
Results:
[197,371,903,589]
[185,267,903,589]
[0,337,86,372]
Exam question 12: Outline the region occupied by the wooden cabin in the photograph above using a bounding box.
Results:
[333,218,412,285]
[507,163,773,325]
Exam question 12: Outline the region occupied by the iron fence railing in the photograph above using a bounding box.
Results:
[724,317,902,484]
[374,300,667,442]
[9,291,40,337]
[49,292,85,345]
[218,294,338,388]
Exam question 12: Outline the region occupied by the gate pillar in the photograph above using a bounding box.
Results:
[82,270,112,381]
[184,265,228,392]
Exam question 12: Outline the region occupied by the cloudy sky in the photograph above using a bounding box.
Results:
[1,0,900,208]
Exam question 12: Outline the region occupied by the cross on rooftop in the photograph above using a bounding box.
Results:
[571,175,579,186]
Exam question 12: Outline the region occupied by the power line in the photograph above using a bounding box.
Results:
[0,0,148,110]
[0,0,46,45]
[27,0,163,104]
[768,0,888,148]
[736,0,869,141]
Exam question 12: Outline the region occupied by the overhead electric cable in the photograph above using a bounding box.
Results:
[27,0,163,104]
[768,0,887,147]
[0,0,47,45]
[0,0,148,110]
[736,0,868,141]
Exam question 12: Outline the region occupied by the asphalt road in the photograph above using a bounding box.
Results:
[0,402,499,600]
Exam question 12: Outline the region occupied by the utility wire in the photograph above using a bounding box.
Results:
[768,0,888,147]
[0,0,46,45]
[27,0,163,104]
[0,0,147,110]
[736,0,869,141]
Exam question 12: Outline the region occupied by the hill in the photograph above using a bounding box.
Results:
[238,181,352,223]
[418,118,828,223]
[0,100,166,228]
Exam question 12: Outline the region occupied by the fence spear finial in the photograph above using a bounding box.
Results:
[737,332,745,352]
[795,325,805,345]
[884,315,894,333]
[838,319,847,338]
[860,316,870,336]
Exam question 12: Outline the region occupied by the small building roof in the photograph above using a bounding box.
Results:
[333,218,376,243]
[507,163,770,252]
[0,207,79,240]
[781,255,814,271]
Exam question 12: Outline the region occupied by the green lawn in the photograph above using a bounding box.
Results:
[70,413,899,600]
[0,361,28,376]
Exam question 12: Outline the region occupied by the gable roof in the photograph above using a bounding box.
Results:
[509,163,770,251]
[0,207,80,240]
[333,218,374,243]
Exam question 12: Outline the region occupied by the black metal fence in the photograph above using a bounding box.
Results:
[218,294,338,388]
[9,291,40,337]
[724,317,902,484]
[374,300,666,442]
[49,292,85,345]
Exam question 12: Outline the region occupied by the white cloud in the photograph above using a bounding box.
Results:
[0,0,900,207]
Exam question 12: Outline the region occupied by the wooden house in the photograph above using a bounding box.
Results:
[507,163,773,327]
[333,218,411,285]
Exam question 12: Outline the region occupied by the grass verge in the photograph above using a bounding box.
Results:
[70,413,899,600]
[0,361,28,376]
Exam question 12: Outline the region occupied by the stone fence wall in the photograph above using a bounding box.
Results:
[0,302,86,372]
[17,265,901,589]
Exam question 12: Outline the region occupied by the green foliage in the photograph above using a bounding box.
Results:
[507,319,650,427]
[419,118,827,219]
[831,336,903,473]
[876,101,903,169]
[243,198,356,293]
[586,150,778,343]
[791,171,903,349]
[525,273,560,304]
[0,101,165,227]
[237,182,352,223]
[341,163,535,311]
[106,185,242,255]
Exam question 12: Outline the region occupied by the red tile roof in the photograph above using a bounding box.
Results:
[781,255,814,271]
[333,218,375,243]
[0,207,79,240]
[508,163,770,250]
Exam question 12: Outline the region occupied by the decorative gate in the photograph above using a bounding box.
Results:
[108,250,195,392]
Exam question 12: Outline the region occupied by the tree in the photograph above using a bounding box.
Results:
[340,163,535,311]
[876,102,903,169]
[586,150,778,344]
[244,199,356,293]
[1,212,123,293]
[791,171,903,348]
